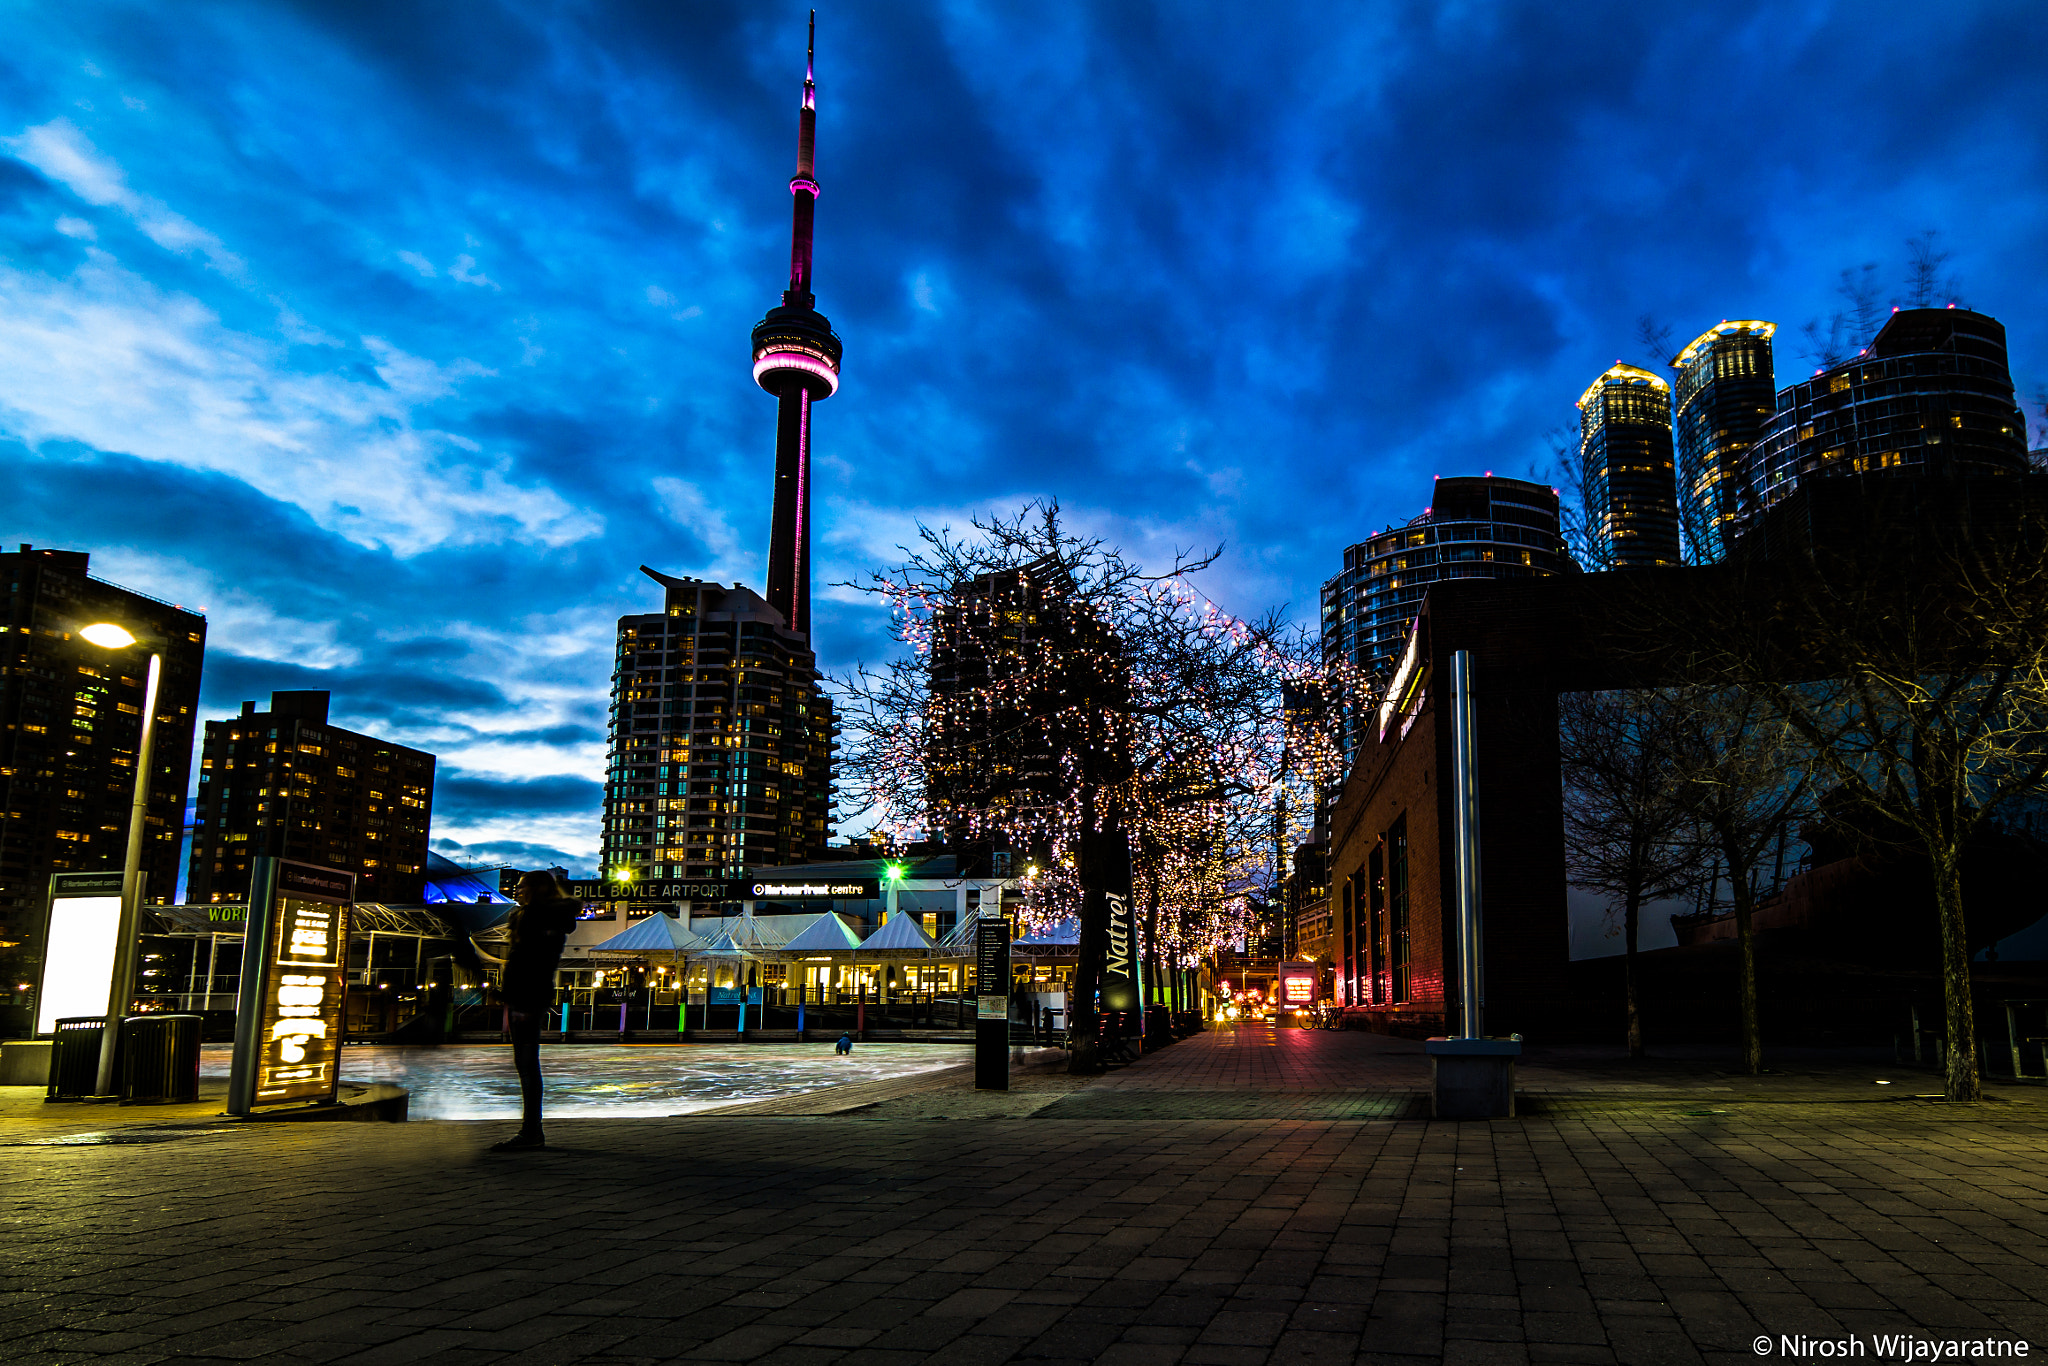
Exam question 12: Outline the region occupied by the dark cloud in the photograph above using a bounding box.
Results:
[198,651,507,726]
[4,0,2047,864]
[433,770,603,821]
[431,836,592,876]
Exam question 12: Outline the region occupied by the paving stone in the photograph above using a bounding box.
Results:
[4,1026,2047,1365]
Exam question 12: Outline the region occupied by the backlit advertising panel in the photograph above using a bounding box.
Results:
[36,871,129,1034]
[230,859,354,1111]
[1279,960,1319,1006]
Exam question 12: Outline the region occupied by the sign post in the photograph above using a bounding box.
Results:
[227,858,355,1115]
[974,914,1010,1090]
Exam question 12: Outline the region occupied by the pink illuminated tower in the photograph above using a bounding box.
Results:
[751,11,841,641]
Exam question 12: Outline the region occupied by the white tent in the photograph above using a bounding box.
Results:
[587,911,704,955]
[859,910,942,958]
[777,912,866,956]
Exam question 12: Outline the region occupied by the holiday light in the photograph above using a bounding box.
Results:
[832,502,1379,960]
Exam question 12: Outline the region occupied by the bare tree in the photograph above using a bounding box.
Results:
[1636,314,1676,370]
[834,501,1324,1072]
[1803,235,1964,371]
[1559,688,1702,1058]
[1534,424,1606,571]
[1839,263,1885,351]
[1639,495,2048,1099]
[1667,686,1815,1074]
[1798,261,1891,368]
[1904,230,1963,309]
[1799,314,1851,371]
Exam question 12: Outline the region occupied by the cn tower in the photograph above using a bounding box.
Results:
[751,11,841,641]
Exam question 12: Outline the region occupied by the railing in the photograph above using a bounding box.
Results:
[429,987,987,1036]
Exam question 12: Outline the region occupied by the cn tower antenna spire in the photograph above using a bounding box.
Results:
[787,8,819,304]
[751,10,841,641]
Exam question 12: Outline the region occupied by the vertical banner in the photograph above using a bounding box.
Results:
[1100,890,1140,1016]
[36,871,129,1035]
[228,859,354,1114]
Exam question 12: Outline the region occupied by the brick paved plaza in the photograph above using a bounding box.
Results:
[4,1025,2046,1365]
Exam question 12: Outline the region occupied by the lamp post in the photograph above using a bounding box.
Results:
[78,621,162,1098]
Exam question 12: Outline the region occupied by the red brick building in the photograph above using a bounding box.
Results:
[1325,574,1630,1038]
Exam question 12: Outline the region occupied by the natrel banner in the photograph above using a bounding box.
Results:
[1100,890,1141,1014]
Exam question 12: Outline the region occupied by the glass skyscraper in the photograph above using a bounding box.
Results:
[1320,476,1568,759]
[1577,363,1682,568]
[600,571,835,882]
[1745,307,2028,533]
[1672,321,1776,563]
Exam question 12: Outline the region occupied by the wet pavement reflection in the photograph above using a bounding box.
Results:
[198,1042,970,1119]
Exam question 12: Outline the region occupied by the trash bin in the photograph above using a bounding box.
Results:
[120,1014,202,1104]
[46,1016,108,1100]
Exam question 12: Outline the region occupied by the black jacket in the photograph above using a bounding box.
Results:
[500,895,580,1011]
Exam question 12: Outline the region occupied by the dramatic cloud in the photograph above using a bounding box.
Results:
[4,1,2045,873]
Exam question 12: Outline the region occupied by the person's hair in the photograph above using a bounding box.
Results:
[518,869,570,900]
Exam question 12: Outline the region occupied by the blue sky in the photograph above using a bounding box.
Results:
[5,1,2045,874]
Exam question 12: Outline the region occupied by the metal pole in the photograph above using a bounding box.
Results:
[203,931,220,1013]
[1449,650,1483,1040]
[95,650,161,1096]
[227,856,281,1116]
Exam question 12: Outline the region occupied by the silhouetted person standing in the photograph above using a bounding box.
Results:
[492,870,578,1151]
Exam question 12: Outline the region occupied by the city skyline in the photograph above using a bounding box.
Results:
[4,3,2047,871]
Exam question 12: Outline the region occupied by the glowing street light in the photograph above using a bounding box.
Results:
[78,620,162,1096]
[78,622,138,649]
[881,859,908,923]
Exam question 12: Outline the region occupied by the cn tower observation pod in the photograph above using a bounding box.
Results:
[751,303,842,399]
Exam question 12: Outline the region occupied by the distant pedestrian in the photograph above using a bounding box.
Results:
[835,1032,854,1055]
[488,870,579,1152]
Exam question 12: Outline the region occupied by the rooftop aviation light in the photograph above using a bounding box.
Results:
[80,622,138,649]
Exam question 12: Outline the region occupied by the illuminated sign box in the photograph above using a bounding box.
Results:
[1278,960,1319,1006]
[975,918,1010,1018]
[37,871,129,1035]
[229,859,354,1113]
[749,880,880,901]
[544,877,885,905]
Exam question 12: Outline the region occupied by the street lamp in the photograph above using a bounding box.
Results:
[884,860,903,924]
[79,620,163,1097]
